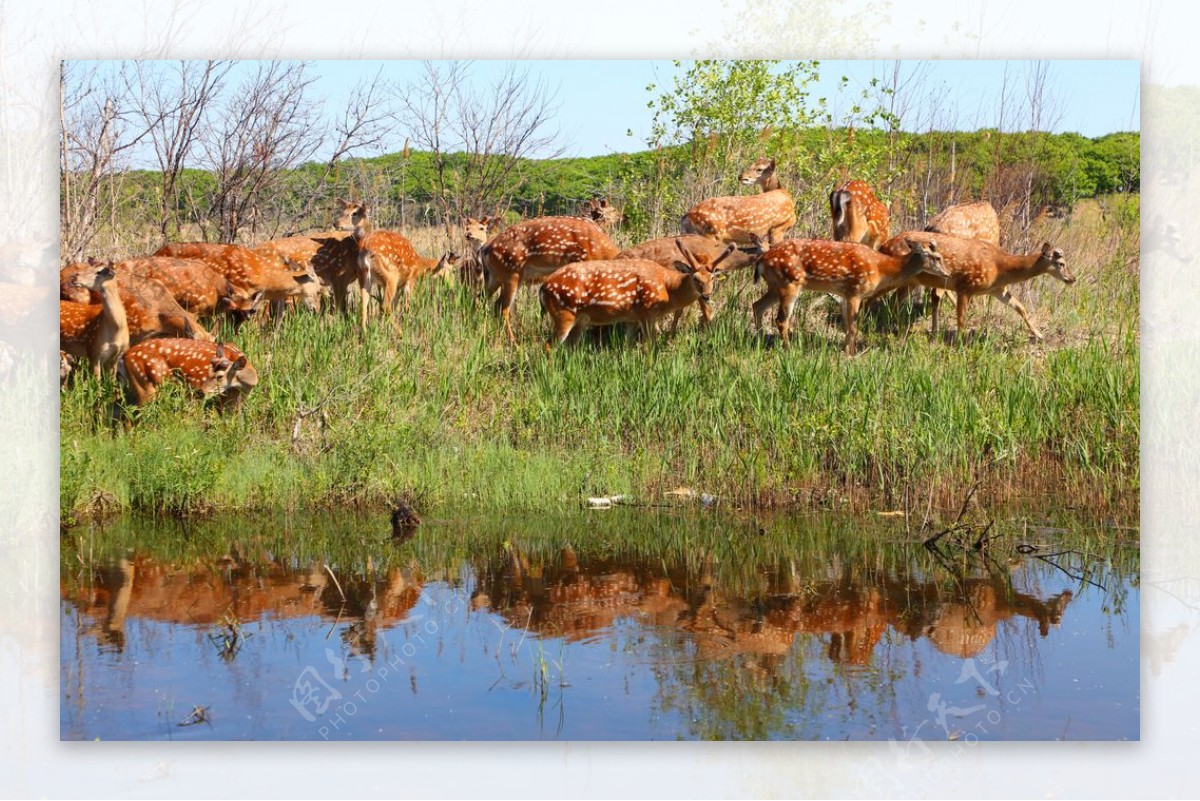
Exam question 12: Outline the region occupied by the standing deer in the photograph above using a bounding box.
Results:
[480,216,619,343]
[342,201,460,330]
[617,234,760,326]
[880,232,1074,341]
[924,200,1000,245]
[681,157,796,246]
[460,215,501,287]
[751,238,947,354]
[830,180,890,249]
[119,339,258,409]
[539,240,736,349]
[153,242,320,314]
[59,260,129,378]
[60,263,213,344]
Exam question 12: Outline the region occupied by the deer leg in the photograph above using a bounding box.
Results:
[776,285,801,347]
[843,295,862,355]
[956,292,971,340]
[752,288,777,333]
[992,288,1044,340]
[929,289,942,336]
[670,308,684,335]
[496,274,521,344]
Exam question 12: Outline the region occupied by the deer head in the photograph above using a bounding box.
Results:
[739,157,777,187]
[902,238,948,279]
[674,238,732,303]
[1037,243,1074,284]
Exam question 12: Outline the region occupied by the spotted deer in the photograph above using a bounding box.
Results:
[60,262,214,343]
[59,260,130,378]
[751,238,947,354]
[681,157,796,245]
[480,216,620,343]
[342,201,460,329]
[460,215,502,287]
[119,339,258,409]
[830,180,890,249]
[101,258,258,326]
[539,240,736,349]
[580,198,622,231]
[880,232,1074,341]
[924,200,1000,245]
[153,242,320,313]
[617,234,761,326]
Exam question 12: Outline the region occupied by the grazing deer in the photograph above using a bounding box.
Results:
[880,232,1074,341]
[59,260,130,378]
[751,238,947,354]
[617,234,760,325]
[924,200,1000,245]
[830,180,890,249]
[480,216,620,343]
[119,339,258,409]
[580,197,622,231]
[154,242,320,314]
[342,201,460,329]
[539,240,736,349]
[681,157,796,245]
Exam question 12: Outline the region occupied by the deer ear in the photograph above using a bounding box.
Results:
[214,342,226,360]
[1041,242,1053,256]
[294,271,315,284]
[231,355,247,372]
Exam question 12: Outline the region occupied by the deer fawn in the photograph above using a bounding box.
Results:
[880,232,1075,341]
[617,234,760,326]
[681,157,796,245]
[119,339,258,409]
[480,216,619,343]
[830,180,890,249]
[924,200,1000,245]
[460,215,502,287]
[751,238,947,354]
[59,260,130,378]
[341,201,459,330]
[540,240,736,349]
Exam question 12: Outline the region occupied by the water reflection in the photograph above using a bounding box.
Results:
[60,510,1138,740]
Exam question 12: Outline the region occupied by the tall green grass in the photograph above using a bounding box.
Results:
[60,208,1139,520]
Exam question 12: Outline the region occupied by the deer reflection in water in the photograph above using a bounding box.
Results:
[470,546,1074,666]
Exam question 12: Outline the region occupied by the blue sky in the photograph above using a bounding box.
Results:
[297,59,1141,158]
[81,59,1140,164]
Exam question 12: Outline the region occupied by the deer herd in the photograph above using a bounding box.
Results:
[60,157,1077,414]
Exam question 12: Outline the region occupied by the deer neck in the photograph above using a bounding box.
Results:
[665,270,702,306]
[758,173,782,193]
[352,219,374,246]
[992,250,1046,286]
[416,254,443,276]
[97,280,128,338]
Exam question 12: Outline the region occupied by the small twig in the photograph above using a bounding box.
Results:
[1034,553,1107,592]
[324,564,346,602]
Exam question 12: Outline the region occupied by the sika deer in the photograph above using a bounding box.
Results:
[681,157,796,246]
[617,234,760,325]
[59,260,129,378]
[581,198,622,231]
[153,242,319,314]
[880,232,1074,341]
[119,339,258,409]
[344,201,460,329]
[480,216,620,343]
[924,200,1000,245]
[60,262,213,344]
[539,240,736,349]
[460,216,498,287]
[751,238,947,354]
[830,180,890,249]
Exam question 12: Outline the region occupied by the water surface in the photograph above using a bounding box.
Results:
[60,507,1138,740]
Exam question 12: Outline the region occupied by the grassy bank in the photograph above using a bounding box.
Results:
[60,204,1139,521]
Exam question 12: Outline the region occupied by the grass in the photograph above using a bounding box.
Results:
[59,199,1140,521]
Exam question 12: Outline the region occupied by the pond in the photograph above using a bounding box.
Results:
[60,506,1139,740]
